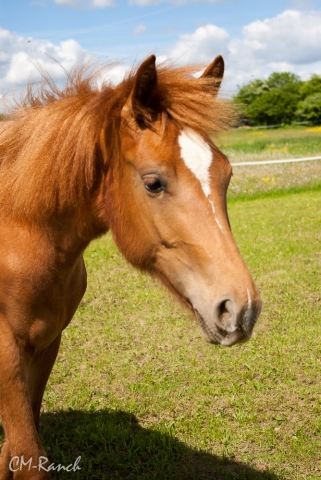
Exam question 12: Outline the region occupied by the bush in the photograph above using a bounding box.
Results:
[299,74,321,99]
[233,79,269,106]
[234,72,321,126]
[296,93,321,124]
[246,83,301,126]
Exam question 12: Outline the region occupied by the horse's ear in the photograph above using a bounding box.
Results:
[200,55,224,90]
[130,55,158,129]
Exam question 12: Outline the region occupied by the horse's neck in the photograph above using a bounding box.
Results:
[47,203,109,263]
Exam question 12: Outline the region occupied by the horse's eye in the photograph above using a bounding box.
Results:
[143,177,164,194]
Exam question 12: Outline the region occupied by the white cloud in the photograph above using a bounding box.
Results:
[133,24,147,36]
[100,64,130,85]
[239,10,321,65]
[225,9,321,89]
[54,0,114,7]
[168,24,229,64]
[164,9,321,91]
[0,28,87,93]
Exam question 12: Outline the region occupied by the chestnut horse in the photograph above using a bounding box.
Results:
[0,55,262,479]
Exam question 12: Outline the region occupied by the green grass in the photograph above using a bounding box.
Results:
[218,125,321,162]
[215,125,321,199]
[9,190,317,480]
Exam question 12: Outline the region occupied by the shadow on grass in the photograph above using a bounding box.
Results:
[22,409,282,480]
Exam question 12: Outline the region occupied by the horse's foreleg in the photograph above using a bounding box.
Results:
[28,334,61,431]
[0,443,12,480]
[0,323,50,480]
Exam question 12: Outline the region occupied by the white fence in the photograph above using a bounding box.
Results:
[231,155,321,167]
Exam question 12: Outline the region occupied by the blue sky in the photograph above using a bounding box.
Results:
[1,0,321,94]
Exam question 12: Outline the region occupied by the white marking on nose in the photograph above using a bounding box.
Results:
[178,129,223,231]
[209,200,223,231]
[246,288,252,310]
[209,199,215,215]
[244,288,253,328]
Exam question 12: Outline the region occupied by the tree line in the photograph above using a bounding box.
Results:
[233,72,321,126]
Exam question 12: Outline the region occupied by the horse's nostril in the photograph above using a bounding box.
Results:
[216,299,234,330]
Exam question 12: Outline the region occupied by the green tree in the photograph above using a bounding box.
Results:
[233,71,303,126]
[299,74,321,99]
[296,93,321,124]
[265,72,301,90]
[233,79,269,106]
[247,83,301,125]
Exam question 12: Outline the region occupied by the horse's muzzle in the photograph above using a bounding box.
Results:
[194,294,262,347]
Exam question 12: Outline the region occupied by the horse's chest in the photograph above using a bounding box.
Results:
[0,246,87,352]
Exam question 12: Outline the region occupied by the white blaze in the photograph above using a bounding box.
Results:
[178,129,223,231]
[178,129,212,197]
[244,288,253,329]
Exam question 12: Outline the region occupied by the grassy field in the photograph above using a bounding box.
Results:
[1,127,321,479]
[35,190,320,480]
[218,125,321,160]
[216,125,321,199]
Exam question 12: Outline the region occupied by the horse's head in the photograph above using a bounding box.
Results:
[103,55,262,346]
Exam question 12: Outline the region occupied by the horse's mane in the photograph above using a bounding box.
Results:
[0,61,237,222]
